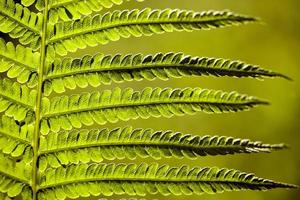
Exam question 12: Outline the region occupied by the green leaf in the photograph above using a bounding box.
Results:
[38,126,287,169]
[38,163,297,199]
[0,38,39,87]
[0,1,295,199]
[43,52,289,95]
[0,153,31,197]
[40,87,267,135]
[21,186,33,200]
[0,192,11,200]
[21,0,35,7]
[44,0,144,24]
[0,78,36,122]
[0,115,33,157]
[47,9,258,56]
[0,0,42,50]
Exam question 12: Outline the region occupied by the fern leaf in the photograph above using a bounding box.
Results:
[40,87,267,135]
[38,126,287,170]
[0,192,11,200]
[47,9,257,56]
[21,187,32,200]
[43,53,288,95]
[0,78,36,122]
[21,0,35,7]
[0,116,33,157]
[38,163,296,199]
[0,38,39,87]
[0,153,31,198]
[43,0,145,24]
[0,0,42,50]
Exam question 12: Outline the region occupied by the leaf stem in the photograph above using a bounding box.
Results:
[32,0,49,199]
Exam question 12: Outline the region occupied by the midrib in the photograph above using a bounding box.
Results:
[39,178,276,190]
[43,100,260,118]
[39,142,250,155]
[48,17,241,43]
[44,64,278,80]
[31,0,49,199]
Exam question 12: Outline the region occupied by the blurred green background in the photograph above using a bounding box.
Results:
[77,0,300,199]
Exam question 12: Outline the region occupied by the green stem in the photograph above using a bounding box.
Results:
[44,64,285,81]
[32,0,49,199]
[48,17,256,44]
[39,178,295,191]
[39,142,276,155]
[43,101,269,118]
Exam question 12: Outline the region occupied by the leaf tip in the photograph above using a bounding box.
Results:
[279,182,299,189]
[277,73,293,81]
[255,99,270,106]
[271,143,290,150]
[239,15,261,24]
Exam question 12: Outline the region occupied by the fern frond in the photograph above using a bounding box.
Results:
[0,153,31,198]
[37,163,296,199]
[47,9,257,56]
[43,0,145,24]
[38,126,287,170]
[0,0,42,50]
[0,38,39,87]
[40,87,267,135]
[0,116,33,157]
[0,78,36,121]
[43,53,288,95]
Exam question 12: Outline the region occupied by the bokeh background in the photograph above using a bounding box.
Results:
[79,0,300,200]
